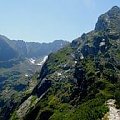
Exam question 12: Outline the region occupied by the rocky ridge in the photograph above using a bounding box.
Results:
[11,6,120,120]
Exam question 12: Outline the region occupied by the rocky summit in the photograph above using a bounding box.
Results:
[10,6,120,120]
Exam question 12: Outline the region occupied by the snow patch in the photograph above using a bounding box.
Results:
[29,58,35,64]
[102,38,105,41]
[36,56,48,66]
[28,56,48,66]
[25,74,28,77]
[99,41,105,46]
[80,54,84,59]
[57,72,62,76]
[75,61,77,64]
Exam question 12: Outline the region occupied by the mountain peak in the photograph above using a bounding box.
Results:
[107,6,120,17]
[110,6,120,12]
[95,6,120,32]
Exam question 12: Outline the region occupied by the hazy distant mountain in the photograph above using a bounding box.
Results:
[0,36,18,61]
[0,36,69,61]
[5,39,28,58]
[26,40,68,58]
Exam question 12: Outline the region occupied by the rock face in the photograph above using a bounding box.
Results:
[103,99,120,120]
[107,100,120,120]
[11,6,120,120]
[95,6,120,33]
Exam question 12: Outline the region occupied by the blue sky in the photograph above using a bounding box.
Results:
[0,0,120,42]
